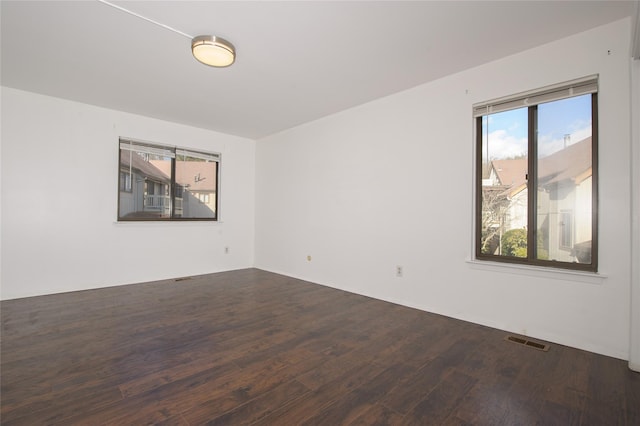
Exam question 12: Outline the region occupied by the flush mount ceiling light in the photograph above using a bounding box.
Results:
[99,0,236,68]
[191,36,235,67]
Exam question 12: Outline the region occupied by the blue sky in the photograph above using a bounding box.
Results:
[483,94,592,159]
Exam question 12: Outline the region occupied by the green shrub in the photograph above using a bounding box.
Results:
[502,228,527,258]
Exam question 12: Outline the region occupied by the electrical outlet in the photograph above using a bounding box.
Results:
[307,255,312,262]
[396,265,403,277]
[224,246,229,254]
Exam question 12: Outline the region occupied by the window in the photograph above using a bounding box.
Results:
[119,170,132,192]
[559,210,573,250]
[118,139,220,221]
[475,76,598,271]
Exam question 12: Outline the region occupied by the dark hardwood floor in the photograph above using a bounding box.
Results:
[1,268,639,425]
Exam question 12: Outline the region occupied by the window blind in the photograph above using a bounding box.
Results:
[473,75,598,118]
[119,139,175,158]
[176,148,220,162]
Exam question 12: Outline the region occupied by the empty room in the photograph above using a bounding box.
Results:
[2,1,640,424]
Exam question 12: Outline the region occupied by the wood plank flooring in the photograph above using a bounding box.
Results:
[1,268,639,425]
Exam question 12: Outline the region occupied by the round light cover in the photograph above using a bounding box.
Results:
[191,35,235,67]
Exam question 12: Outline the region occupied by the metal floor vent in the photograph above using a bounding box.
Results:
[174,276,193,282]
[505,335,550,352]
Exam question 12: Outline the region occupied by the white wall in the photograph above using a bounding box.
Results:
[255,18,633,360]
[1,87,255,300]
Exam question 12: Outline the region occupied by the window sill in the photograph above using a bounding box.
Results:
[113,220,222,226]
[465,258,606,284]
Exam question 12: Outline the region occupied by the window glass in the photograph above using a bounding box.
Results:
[175,152,217,219]
[536,95,592,263]
[118,141,219,221]
[479,107,528,258]
[119,149,172,219]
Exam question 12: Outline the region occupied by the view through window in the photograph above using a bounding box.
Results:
[118,140,219,221]
[475,78,597,271]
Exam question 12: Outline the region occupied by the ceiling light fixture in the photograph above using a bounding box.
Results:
[98,0,236,68]
[191,36,235,67]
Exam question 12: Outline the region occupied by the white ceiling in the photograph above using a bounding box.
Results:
[1,1,636,139]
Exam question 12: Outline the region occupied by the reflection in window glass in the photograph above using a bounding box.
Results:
[537,95,592,263]
[175,151,217,219]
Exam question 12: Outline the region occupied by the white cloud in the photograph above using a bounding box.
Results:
[484,118,591,160]
[486,129,527,160]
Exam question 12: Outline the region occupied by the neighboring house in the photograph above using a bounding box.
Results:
[119,151,175,218]
[537,137,593,263]
[487,158,528,231]
[482,137,592,263]
[119,151,217,219]
[151,160,217,218]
